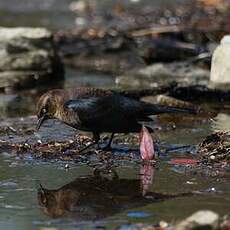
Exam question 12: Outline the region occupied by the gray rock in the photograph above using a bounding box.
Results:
[175,210,219,230]
[0,27,64,91]
[210,35,230,87]
[65,51,145,74]
[116,62,209,88]
[0,50,51,71]
[0,70,55,90]
[141,95,197,110]
[0,27,53,52]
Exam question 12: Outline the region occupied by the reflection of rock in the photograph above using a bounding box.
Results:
[210,35,230,87]
[0,27,64,91]
[0,94,35,118]
[175,210,219,230]
[116,62,209,88]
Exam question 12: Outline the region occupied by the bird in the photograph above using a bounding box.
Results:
[36,87,196,151]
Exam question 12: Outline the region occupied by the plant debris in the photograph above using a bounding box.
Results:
[197,131,230,164]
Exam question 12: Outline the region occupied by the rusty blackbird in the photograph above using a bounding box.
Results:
[36,87,195,150]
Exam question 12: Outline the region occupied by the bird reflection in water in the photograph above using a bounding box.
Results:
[38,165,192,220]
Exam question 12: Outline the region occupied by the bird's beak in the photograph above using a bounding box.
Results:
[36,115,46,131]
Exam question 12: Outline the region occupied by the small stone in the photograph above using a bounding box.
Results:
[65,164,70,169]
[159,221,168,228]
[210,155,215,160]
[37,140,42,144]
[24,143,30,148]
[209,187,216,193]
[175,210,219,230]
[186,181,197,185]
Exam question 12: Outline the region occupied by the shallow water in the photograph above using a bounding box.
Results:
[0,142,229,230]
[0,89,230,230]
[0,0,230,229]
[0,50,229,230]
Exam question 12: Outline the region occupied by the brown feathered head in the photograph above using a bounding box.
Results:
[36,89,67,131]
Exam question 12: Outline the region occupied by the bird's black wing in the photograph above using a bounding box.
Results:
[64,95,194,132]
[65,97,115,121]
[64,95,149,132]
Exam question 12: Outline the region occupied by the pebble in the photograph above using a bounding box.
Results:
[64,164,70,169]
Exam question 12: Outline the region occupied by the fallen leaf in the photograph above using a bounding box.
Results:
[139,126,155,161]
[169,158,199,165]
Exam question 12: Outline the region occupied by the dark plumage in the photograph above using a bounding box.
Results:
[36,87,195,150]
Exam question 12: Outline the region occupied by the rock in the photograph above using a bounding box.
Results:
[175,210,219,230]
[141,95,198,110]
[210,35,230,87]
[0,27,64,91]
[0,27,53,52]
[220,215,230,230]
[116,62,210,89]
[65,51,145,74]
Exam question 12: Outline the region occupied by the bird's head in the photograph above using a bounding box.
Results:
[36,90,66,131]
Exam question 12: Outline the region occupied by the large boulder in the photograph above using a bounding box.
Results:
[0,27,64,92]
[210,35,230,87]
[116,62,210,89]
[175,210,219,230]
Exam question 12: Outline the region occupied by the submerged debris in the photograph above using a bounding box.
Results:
[197,131,230,164]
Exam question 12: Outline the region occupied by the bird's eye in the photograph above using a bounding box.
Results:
[42,108,47,114]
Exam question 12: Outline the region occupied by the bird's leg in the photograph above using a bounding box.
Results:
[101,133,115,151]
[77,132,100,153]
[93,132,101,149]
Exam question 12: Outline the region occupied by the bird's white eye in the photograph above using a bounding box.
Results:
[42,108,47,114]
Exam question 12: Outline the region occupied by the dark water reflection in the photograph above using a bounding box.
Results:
[37,166,156,220]
[0,155,229,230]
[37,165,196,221]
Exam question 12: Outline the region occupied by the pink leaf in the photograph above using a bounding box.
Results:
[169,158,199,165]
[139,126,155,161]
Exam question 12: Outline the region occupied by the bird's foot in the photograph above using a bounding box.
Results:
[100,144,113,151]
[77,141,97,153]
[95,142,113,151]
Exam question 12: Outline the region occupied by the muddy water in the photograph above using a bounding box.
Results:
[0,0,230,229]
[0,69,230,230]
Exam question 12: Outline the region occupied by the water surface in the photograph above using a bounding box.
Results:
[0,0,229,229]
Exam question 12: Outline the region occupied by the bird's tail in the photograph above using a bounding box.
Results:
[146,103,197,115]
